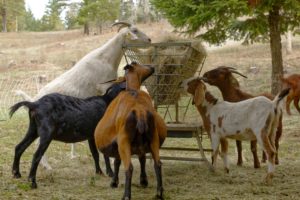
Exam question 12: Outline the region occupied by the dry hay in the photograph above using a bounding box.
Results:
[124,34,207,106]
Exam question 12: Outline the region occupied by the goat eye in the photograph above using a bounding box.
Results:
[132,29,138,34]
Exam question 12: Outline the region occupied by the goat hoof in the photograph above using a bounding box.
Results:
[106,169,114,177]
[96,169,103,175]
[31,182,37,189]
[254,164,261,169]
[110,181,118,188]
[156,191,164,200]
[224,168,229,174]
[264,173,274,185]
[70,154,78,159]
[140,178,148,188]
[237,161,243,166]
[122,196,130,200]
[13,171,21,178]
[275,160,279,165]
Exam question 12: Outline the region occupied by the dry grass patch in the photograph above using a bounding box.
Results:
[1,25,300,199]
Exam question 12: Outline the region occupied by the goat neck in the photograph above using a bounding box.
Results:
[196,91,218,116]
[215,81,252,102]
[97,33,126,71]
[125,71,141,91]
[195,90,217,134]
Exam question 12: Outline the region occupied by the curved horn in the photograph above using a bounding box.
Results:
[229,69,248,78]
[218,66,237,70]
[112,22,132,32]
[111,21,132,27]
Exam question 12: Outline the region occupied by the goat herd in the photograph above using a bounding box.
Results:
[9,23,300,200]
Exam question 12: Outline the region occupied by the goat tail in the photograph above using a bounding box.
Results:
[9,101,34,118]
[273,88,290,108]
[125,109,154,144]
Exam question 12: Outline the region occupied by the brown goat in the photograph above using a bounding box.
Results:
[94,62,167,200]
[281,73,300,115]
[203,66,282,167]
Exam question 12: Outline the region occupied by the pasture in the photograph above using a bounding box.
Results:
[1,22,300,199]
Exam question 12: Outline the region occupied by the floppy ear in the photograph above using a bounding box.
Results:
[193,85,205,106]
[124,64,133,71]
[229,76,240,88]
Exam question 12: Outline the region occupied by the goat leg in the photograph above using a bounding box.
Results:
[274,116,282,165]
[236,140,243,166]
[139,154,148,187]
[286,95,293,115]
[104,155,113,177]
[293,96,300,114]
[154,160,163,200]
[251,141,260,168]
[122,163,133,200]
[261,130,276,185]
[262,151,267,163]
[150,140,164,200]
[110,158,121,188]
[220,138,229,173]
[12,122,38,178]
[28,134,52,188]
[87,138,103,175]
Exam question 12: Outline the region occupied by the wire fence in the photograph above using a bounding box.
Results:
[0,69,63,121]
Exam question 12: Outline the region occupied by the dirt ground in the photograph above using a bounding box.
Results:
[0,23,300,200]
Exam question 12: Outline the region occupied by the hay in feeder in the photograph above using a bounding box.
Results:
[123,34,206,106]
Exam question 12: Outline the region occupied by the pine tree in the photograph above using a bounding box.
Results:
[151,0,300,94]
[65,2,80,29]
[78,0,119,35]
[0,0,26,32]
[39,0,67,31]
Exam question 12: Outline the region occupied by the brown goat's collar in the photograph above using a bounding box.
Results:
[127,89,138,97]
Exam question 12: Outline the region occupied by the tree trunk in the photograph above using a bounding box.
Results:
[286,30,292,54]
[15,16,18,32]
[84,23,89,35]
[268,5,283,95]
[1,1,7,32]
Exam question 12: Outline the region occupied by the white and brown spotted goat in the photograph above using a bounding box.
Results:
[182,77,289,184]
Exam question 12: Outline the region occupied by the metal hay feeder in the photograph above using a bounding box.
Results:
[122,41,206,123]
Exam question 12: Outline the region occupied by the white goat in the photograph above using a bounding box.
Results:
[182,77,289,184]
[16,22,151,169]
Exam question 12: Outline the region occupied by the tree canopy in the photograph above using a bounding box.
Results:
[78,0,120,34]
[0,0,26,32]
[151,0,300,94]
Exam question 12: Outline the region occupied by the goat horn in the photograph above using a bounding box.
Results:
[229,70,248,78]
[218,66,237,70]
[112,21,132,28]
[111,22,132,32]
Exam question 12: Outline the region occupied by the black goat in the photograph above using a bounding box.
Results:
[10,81,126,188]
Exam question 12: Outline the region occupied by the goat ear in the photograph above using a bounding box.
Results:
[229,76,240,88]
[124,64,133,71]
[194,85,205,106]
